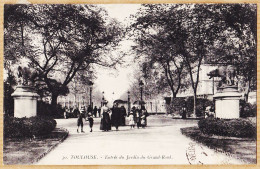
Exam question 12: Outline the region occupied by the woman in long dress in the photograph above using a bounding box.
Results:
[100,101,111,131]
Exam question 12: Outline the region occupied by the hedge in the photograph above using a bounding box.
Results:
[166,97,213,117]
[198,117,256,138]
[4,116,57,138]
[37,101,65,118]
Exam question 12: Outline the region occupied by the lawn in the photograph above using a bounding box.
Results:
[3,128,68,165]
[181,127,256,164]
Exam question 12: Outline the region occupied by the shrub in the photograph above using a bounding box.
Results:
[198,117,256,138]
[240,100,256,118]
[186,97,213,117]
[37,101,64,118]
[166,97,185,115]
[4,116,56,138]
[167,97,213,117]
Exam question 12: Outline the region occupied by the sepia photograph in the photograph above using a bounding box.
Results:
[3,3,257,165]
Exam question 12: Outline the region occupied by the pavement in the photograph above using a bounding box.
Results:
[37,115,243,165]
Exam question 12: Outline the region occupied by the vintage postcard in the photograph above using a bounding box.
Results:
[1,0,259,168]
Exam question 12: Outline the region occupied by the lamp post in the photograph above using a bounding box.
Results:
[82,96,85,107]
[139,80,144,101]
[89,81,93,109]
[212,77,215,95]
[112,92,114,103]
[127,91,130,115]
[102,91,104,106]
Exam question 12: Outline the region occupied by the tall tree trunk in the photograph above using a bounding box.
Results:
[193,92,197,117]
[244,80,251,102]
[172,92,177,99]
[51,93,59,113]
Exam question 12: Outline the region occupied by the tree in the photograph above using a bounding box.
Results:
[130,4,221,115]
[4,4,123,109]
[175,4,223,115]
[130,4,255,115]
[130,4,187,100]
[213,4,257,101]
[68,68,94,106]
[4,72,17,116]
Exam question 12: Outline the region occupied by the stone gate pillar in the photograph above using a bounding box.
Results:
[213,86,241,119]
[11,85,39,118]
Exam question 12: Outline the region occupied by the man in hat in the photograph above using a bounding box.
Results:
[93,106,98,117]
[120,105,127,126]
[87,105,93,115]
[111,102,121,131]
[77,106,86,133]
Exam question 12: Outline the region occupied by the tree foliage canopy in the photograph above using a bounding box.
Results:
[130,4,256,113]
[4,4,124,106]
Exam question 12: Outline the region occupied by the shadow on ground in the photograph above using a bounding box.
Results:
[181,127,256,164]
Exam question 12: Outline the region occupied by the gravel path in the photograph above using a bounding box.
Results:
[37,115,243,165]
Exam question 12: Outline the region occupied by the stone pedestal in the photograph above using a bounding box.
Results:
[213,86,242,119]
[11,85,39,118]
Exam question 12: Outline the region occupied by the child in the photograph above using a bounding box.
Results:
[141,114,146,128]
[128,112,135,129]
[77,107,86,133]
[87,112,94,132]
[64,106,69,119]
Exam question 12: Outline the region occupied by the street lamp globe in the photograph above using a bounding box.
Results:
[139,80,144,102]
[139,80,144,87]
[89,81,94,88]
[102,91,105,100]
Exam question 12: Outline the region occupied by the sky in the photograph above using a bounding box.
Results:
[94,4,142,103]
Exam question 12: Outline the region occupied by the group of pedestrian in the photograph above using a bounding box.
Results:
[100,101,127,132]
[93,106,101,118]
[76,106,94,133]
[128,105,149,129]
[64,105,102,119]
[75,100,149,133]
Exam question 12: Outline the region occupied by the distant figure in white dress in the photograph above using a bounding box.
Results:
[128,112,135,129]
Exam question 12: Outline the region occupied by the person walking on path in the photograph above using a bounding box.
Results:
[64,106,70,119]
[77,106,86,133]
[111,103,121,131]
[141,106,149,127]
[100,101,111,131]
[141,114,146,128]
[72,106,80,118]
[120,106,127,126]
[87,105,93,115]
[132,106,136,121]
[128,111,135,129]
[98,107,101,117]
[135,106,142,129]
[93,106,98,117]
[87,112,94,132]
